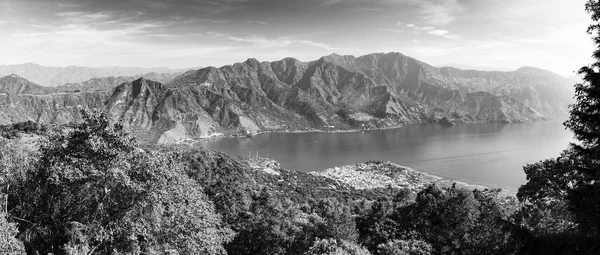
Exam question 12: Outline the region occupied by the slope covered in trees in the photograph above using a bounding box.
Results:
[0,109,579,254]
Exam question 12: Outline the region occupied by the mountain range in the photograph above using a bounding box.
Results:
[0,52,575,144]
[0,63,188,87]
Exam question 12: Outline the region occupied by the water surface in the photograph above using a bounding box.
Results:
[197,120,573,191]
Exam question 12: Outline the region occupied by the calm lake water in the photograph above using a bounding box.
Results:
[197,120,574,192]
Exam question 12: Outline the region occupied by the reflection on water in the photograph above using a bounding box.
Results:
[197,120,573,191]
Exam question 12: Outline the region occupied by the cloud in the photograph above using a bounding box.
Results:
[383,23,459,39]
[207,32,339,51]
[378,28,403,34]
[0,21,233,68]
[320,0,344,6]
[428,29,449,36]
[57,2,80,8]
[244,20,268,25]
[409,40,505,57]
[138,0,173,10]
[57,11,113,21]
[406,0,464,25]
[406,23,459,39]
[320,0,343,5]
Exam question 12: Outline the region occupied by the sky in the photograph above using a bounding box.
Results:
[0,0,595,76]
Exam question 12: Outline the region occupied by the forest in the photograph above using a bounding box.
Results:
[2,1,600,254]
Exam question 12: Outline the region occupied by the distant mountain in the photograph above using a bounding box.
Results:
[439,63,514,72]
[0,74,52,95]
[565,75,582,84]
[565,75,581,93]
[0,52,574,144]
[0,63,189,87]
[434,65,574,115]
[54,72,180,92]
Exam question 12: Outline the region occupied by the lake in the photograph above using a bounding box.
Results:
[197,120,574,192]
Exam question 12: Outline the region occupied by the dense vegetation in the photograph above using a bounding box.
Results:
[0,1,599,254]
[0,121,47,139]
[0,116,525,254]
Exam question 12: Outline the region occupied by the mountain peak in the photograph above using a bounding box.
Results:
[321,53,352,60]
[516,66,544,72]
[0,74,34,83]
[244,58,261,68]
[318,53,357,68]
[116,77,165,99]
[134,76,147,83]
[0,74,50,94]
[515,66,564,78]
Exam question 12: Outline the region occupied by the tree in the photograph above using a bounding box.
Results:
[10,110,233,254]
[304,198,359,243]
[356,197,399,252]
[0,209,25,255]
[376,239,432,255]
[226,188,304,255]
[559,0,600,238]
[516,152,579,237]
[304,238,371,255]
[0,138,27,254]
[116,152,235,255]
[380,184,521,255]
[12,110,141,253]
[514,2,600,251]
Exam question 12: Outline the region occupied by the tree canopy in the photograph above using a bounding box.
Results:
[5,110,233,254]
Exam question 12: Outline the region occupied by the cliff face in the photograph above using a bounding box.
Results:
[0,52,571,144]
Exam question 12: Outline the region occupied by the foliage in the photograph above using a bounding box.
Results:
[122,155,234,254]
[0,138,30,254]
[225,188,305,254]
[0,121,47,139]
[357,184,521,255]
[512,1,600,253]
[0,208,25,254]
[560,0,600,239]
[516,151,580,237]
[304,238,371,255]
[376,239,432,255]
[7,110,233,254]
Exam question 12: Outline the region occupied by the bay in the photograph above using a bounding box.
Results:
[197,120,573,192]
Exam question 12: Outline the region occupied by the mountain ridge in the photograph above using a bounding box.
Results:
[0,52,574,144]
[0,63,191,87]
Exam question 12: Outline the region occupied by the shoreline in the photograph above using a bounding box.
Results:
[408,166,517,195]
[176,123,407,146]
[309,161,517,196]
[180,120,563,195]
[177,117,564,146]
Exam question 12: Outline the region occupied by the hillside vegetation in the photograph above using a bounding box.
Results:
[0,108,592,254]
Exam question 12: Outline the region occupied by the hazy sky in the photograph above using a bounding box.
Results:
[0,0,594,76]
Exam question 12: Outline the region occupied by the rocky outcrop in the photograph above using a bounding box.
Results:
[438,117,454,127]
